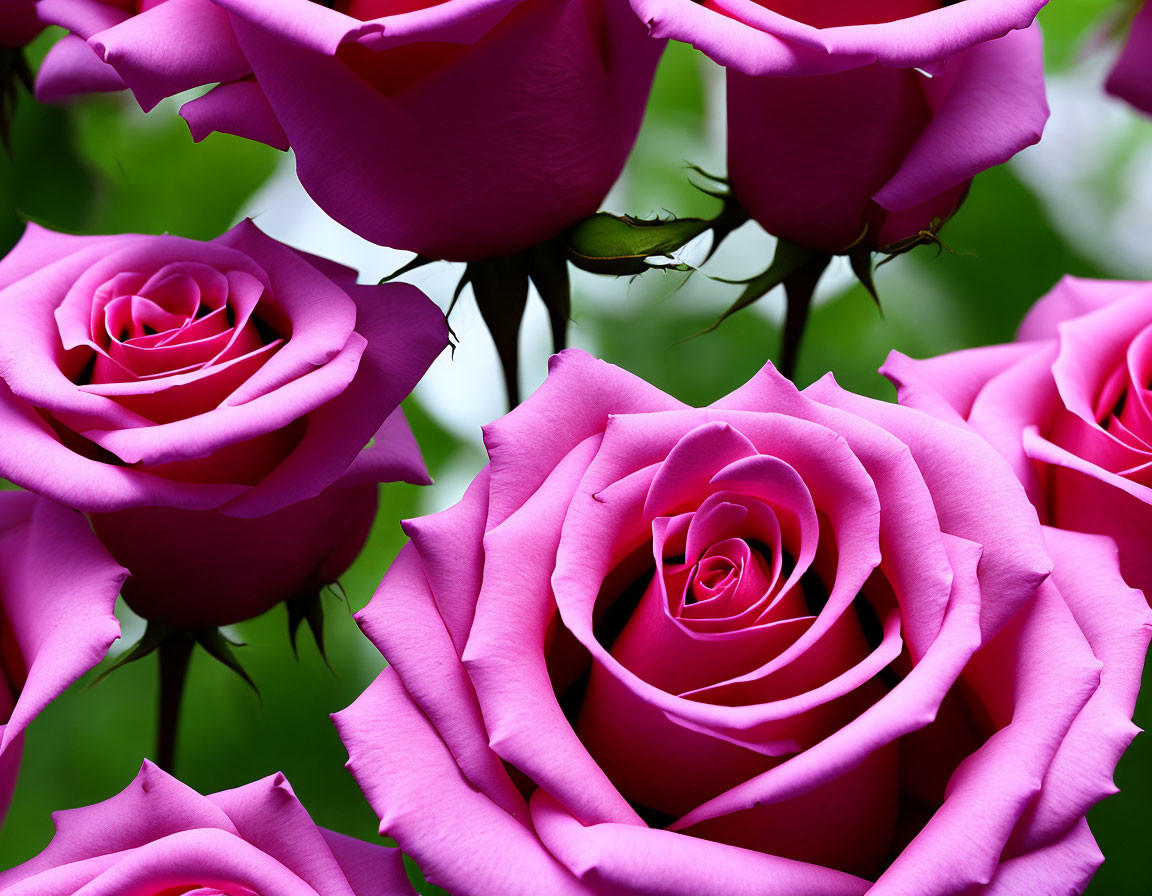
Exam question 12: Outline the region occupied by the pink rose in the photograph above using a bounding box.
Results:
[27,0,664,261]
[0,220,447,627]
[630,0,1049,252]
[0,491,126,823]
[337,350,1150,895]
[0,761,415,896]
[885,275,1152,603]
[1106,1,1152,116]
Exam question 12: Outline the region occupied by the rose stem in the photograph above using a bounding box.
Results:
[156,630,195,773]
[779,255,831,380]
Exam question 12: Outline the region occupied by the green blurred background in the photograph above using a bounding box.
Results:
[1,1,1149,892]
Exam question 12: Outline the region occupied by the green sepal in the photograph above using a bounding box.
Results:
[562,213,713,276]
[694,240,827,337]
[287,588,329,667]
[196,627,260,699]
[470,256,530,409]
[89,621,261,698]
[379,255,432,284]
[526,239,571,354]
[848,247,882,311]
[87,620,174,688]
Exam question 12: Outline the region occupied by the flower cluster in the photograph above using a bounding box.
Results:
[0,2,1148,896]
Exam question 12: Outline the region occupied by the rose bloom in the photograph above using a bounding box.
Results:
[26,0,663,261]
[337,350,1150,895]
[1106,1,1152,116]
[0,761,416,896]
[0,492,126,824]
[885,275,1152,604]
[626,0,1049,252]
[0,220,447,628]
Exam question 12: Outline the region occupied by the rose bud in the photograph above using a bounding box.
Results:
[337,349,1150,896]
[0,219,448,628]
[0,492,126,824]
[629,0,1050,253]
[886,275,1152,604]
[0,761,416,896]
[1106,1,1152,116]
[24,0,663,261]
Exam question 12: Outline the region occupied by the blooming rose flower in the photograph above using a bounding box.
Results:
[336,349,1150,895]
[1106,1,1152,116]
[0,760,416,896]
[25,0,663,261]
[884,275,1152,603]
[627,0,1049,252]
[0,491,126,823]
[0,219,447,628]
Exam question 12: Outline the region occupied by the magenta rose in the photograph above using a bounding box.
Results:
[0,491,126,823]
[26,0,663,261]
[0,760,415,896]
[337,349,1150,895]
[885,275,1152,604]
[1106,1,1152,116]
[628,0,1049,252]
[0,219,447,628]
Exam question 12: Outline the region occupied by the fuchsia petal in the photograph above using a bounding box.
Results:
[0,494,126,755]
[182,79,291,151]
[88,0,251,112]
[35,35,125,102]
[872,27,1047,215]
[1106,1,1152,116]
[335,669,600,896]
[530,789,871,896]
[355,542,528,820]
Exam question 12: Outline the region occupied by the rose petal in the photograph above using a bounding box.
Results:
[35,34,125,103]
[0,494,126,755]
[182,79,291,151]
[335,668,600,896]
[872,27,1047,216]
[88,0,251,111]
[529,788,871,896]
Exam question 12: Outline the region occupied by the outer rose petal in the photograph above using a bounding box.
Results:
[726,62,931,252]
[87,0,251,111]
[181,78,290,151]
[335,668,600,896]
[529,789,871,896]
[0,493,126,755]
[630,0,1045,77]
[1106,1,1152,116]
[1017,277,1152,342]
[0,762,414,896]
[354,539,528,820]
[871,27,1047,219]
[482,350,684,528]
[35,35,126,103]
[0,762,238,880]
[1006,529,1151,853]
